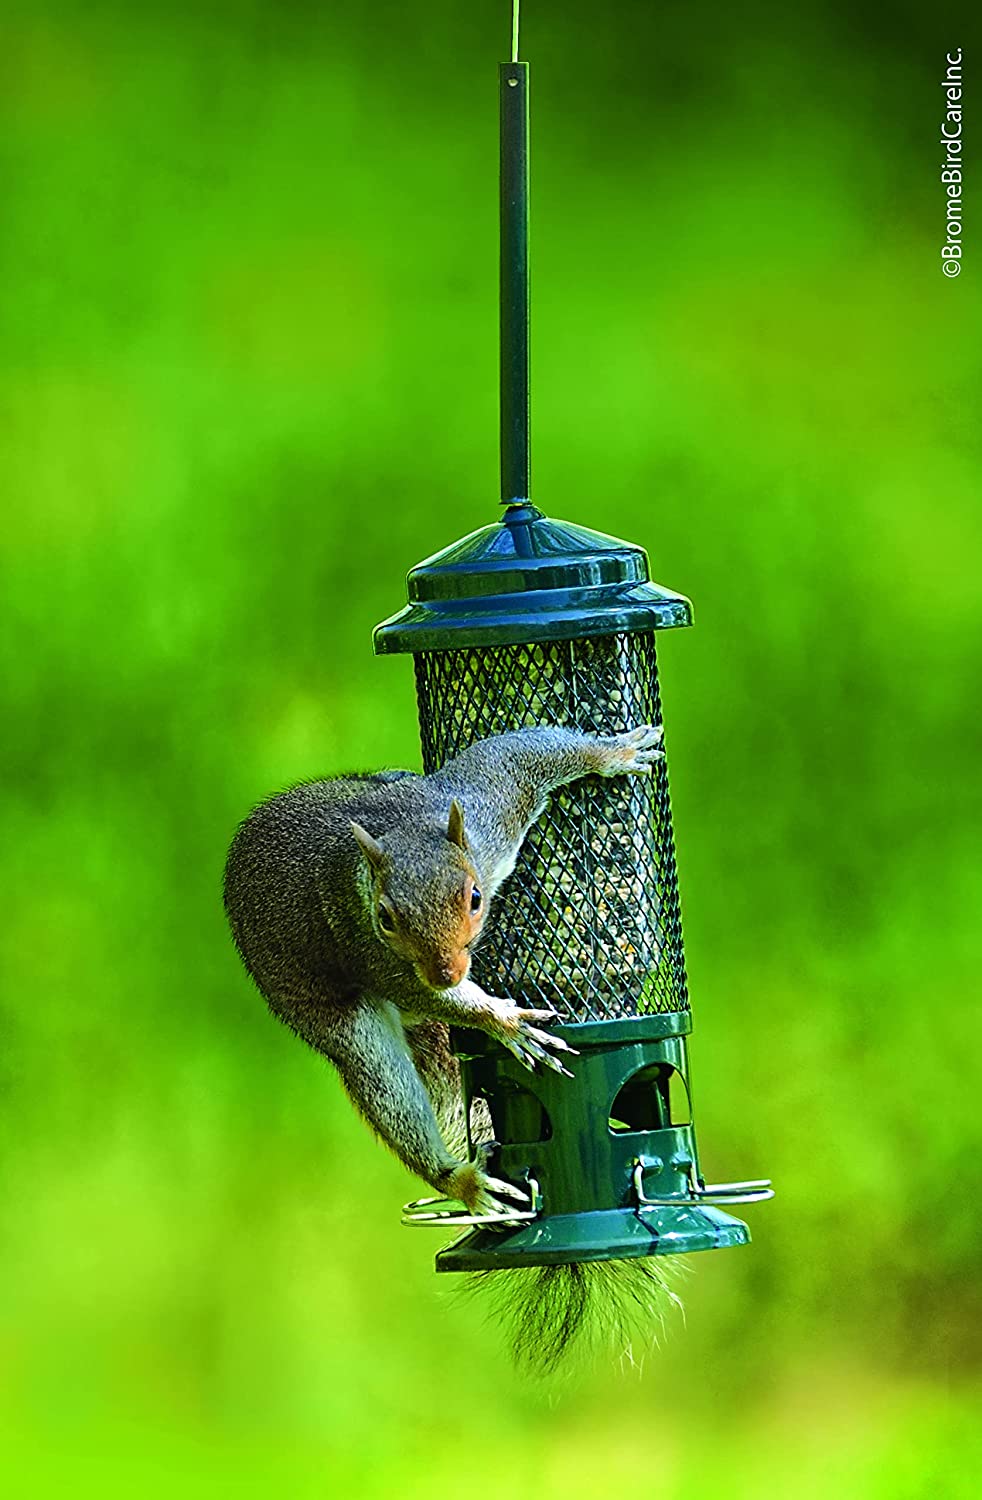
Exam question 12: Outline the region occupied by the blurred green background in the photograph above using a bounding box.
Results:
[2,0,980,1494]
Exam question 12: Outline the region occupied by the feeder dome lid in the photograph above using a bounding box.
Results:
[373,504,692,654]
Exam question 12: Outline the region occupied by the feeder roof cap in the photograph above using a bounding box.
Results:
[374,504,692,655]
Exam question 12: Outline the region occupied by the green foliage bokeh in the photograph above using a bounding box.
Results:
[2,1,980,1493]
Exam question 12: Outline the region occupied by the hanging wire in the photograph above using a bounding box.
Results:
[511,0,520,63]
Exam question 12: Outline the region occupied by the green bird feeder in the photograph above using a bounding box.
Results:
[374,30,771,1273]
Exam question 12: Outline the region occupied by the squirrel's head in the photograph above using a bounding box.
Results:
[350,798,485,991]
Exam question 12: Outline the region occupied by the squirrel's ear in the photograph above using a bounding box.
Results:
[447,798,468,850]
[350,821,385,870]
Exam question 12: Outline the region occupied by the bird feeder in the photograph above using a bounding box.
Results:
[374,37,771,1274]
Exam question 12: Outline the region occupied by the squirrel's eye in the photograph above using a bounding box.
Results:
[378,906,395,933]
[470,887,482,913]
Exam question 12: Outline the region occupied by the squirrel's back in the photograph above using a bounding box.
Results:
[222,771,419,1006]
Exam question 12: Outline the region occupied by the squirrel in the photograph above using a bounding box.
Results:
[223,724,665,1220]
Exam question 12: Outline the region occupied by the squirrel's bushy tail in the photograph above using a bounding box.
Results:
[460,1259,686,1375]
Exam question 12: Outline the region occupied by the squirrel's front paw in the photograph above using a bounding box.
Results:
[443,1159,530,1217]
[492,1005,578,1077]
[595,724,664,777]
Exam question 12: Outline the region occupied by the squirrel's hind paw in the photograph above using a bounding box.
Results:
[444,1160,530,1217]
[596,724,665,777]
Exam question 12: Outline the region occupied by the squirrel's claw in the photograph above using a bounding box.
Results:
[500,1033,540,1071]
[599,724,666,777]
[495,1010,577,1078]
[523,1026,576,1077]
[525,1025,578,1056]
[624,724,664,750]
[539,1051,575,1079]
[622,724,665,775]
[483,1175,531,1205]
[503,1038,542,1074]
[516,1010,578,1054]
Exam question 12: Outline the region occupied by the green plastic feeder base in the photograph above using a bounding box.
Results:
[427,1013,767,1275]
[436,1202,750,1272]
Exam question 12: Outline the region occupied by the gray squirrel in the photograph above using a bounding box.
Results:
[223,724,664,1218]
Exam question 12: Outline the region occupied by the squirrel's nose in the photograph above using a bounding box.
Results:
[432,954,469,990]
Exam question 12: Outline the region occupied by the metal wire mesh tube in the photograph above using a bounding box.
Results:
[413,631,689,1022]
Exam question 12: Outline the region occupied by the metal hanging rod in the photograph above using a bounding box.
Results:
[499,6,529,505]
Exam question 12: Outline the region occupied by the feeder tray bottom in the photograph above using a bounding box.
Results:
[435,1202,750,1272]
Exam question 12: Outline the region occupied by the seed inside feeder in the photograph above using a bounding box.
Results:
[413,632,688,1024]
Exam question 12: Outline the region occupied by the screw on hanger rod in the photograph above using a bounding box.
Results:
[499,14,529,506]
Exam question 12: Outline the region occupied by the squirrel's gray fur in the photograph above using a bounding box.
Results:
[224,724,664,1221]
